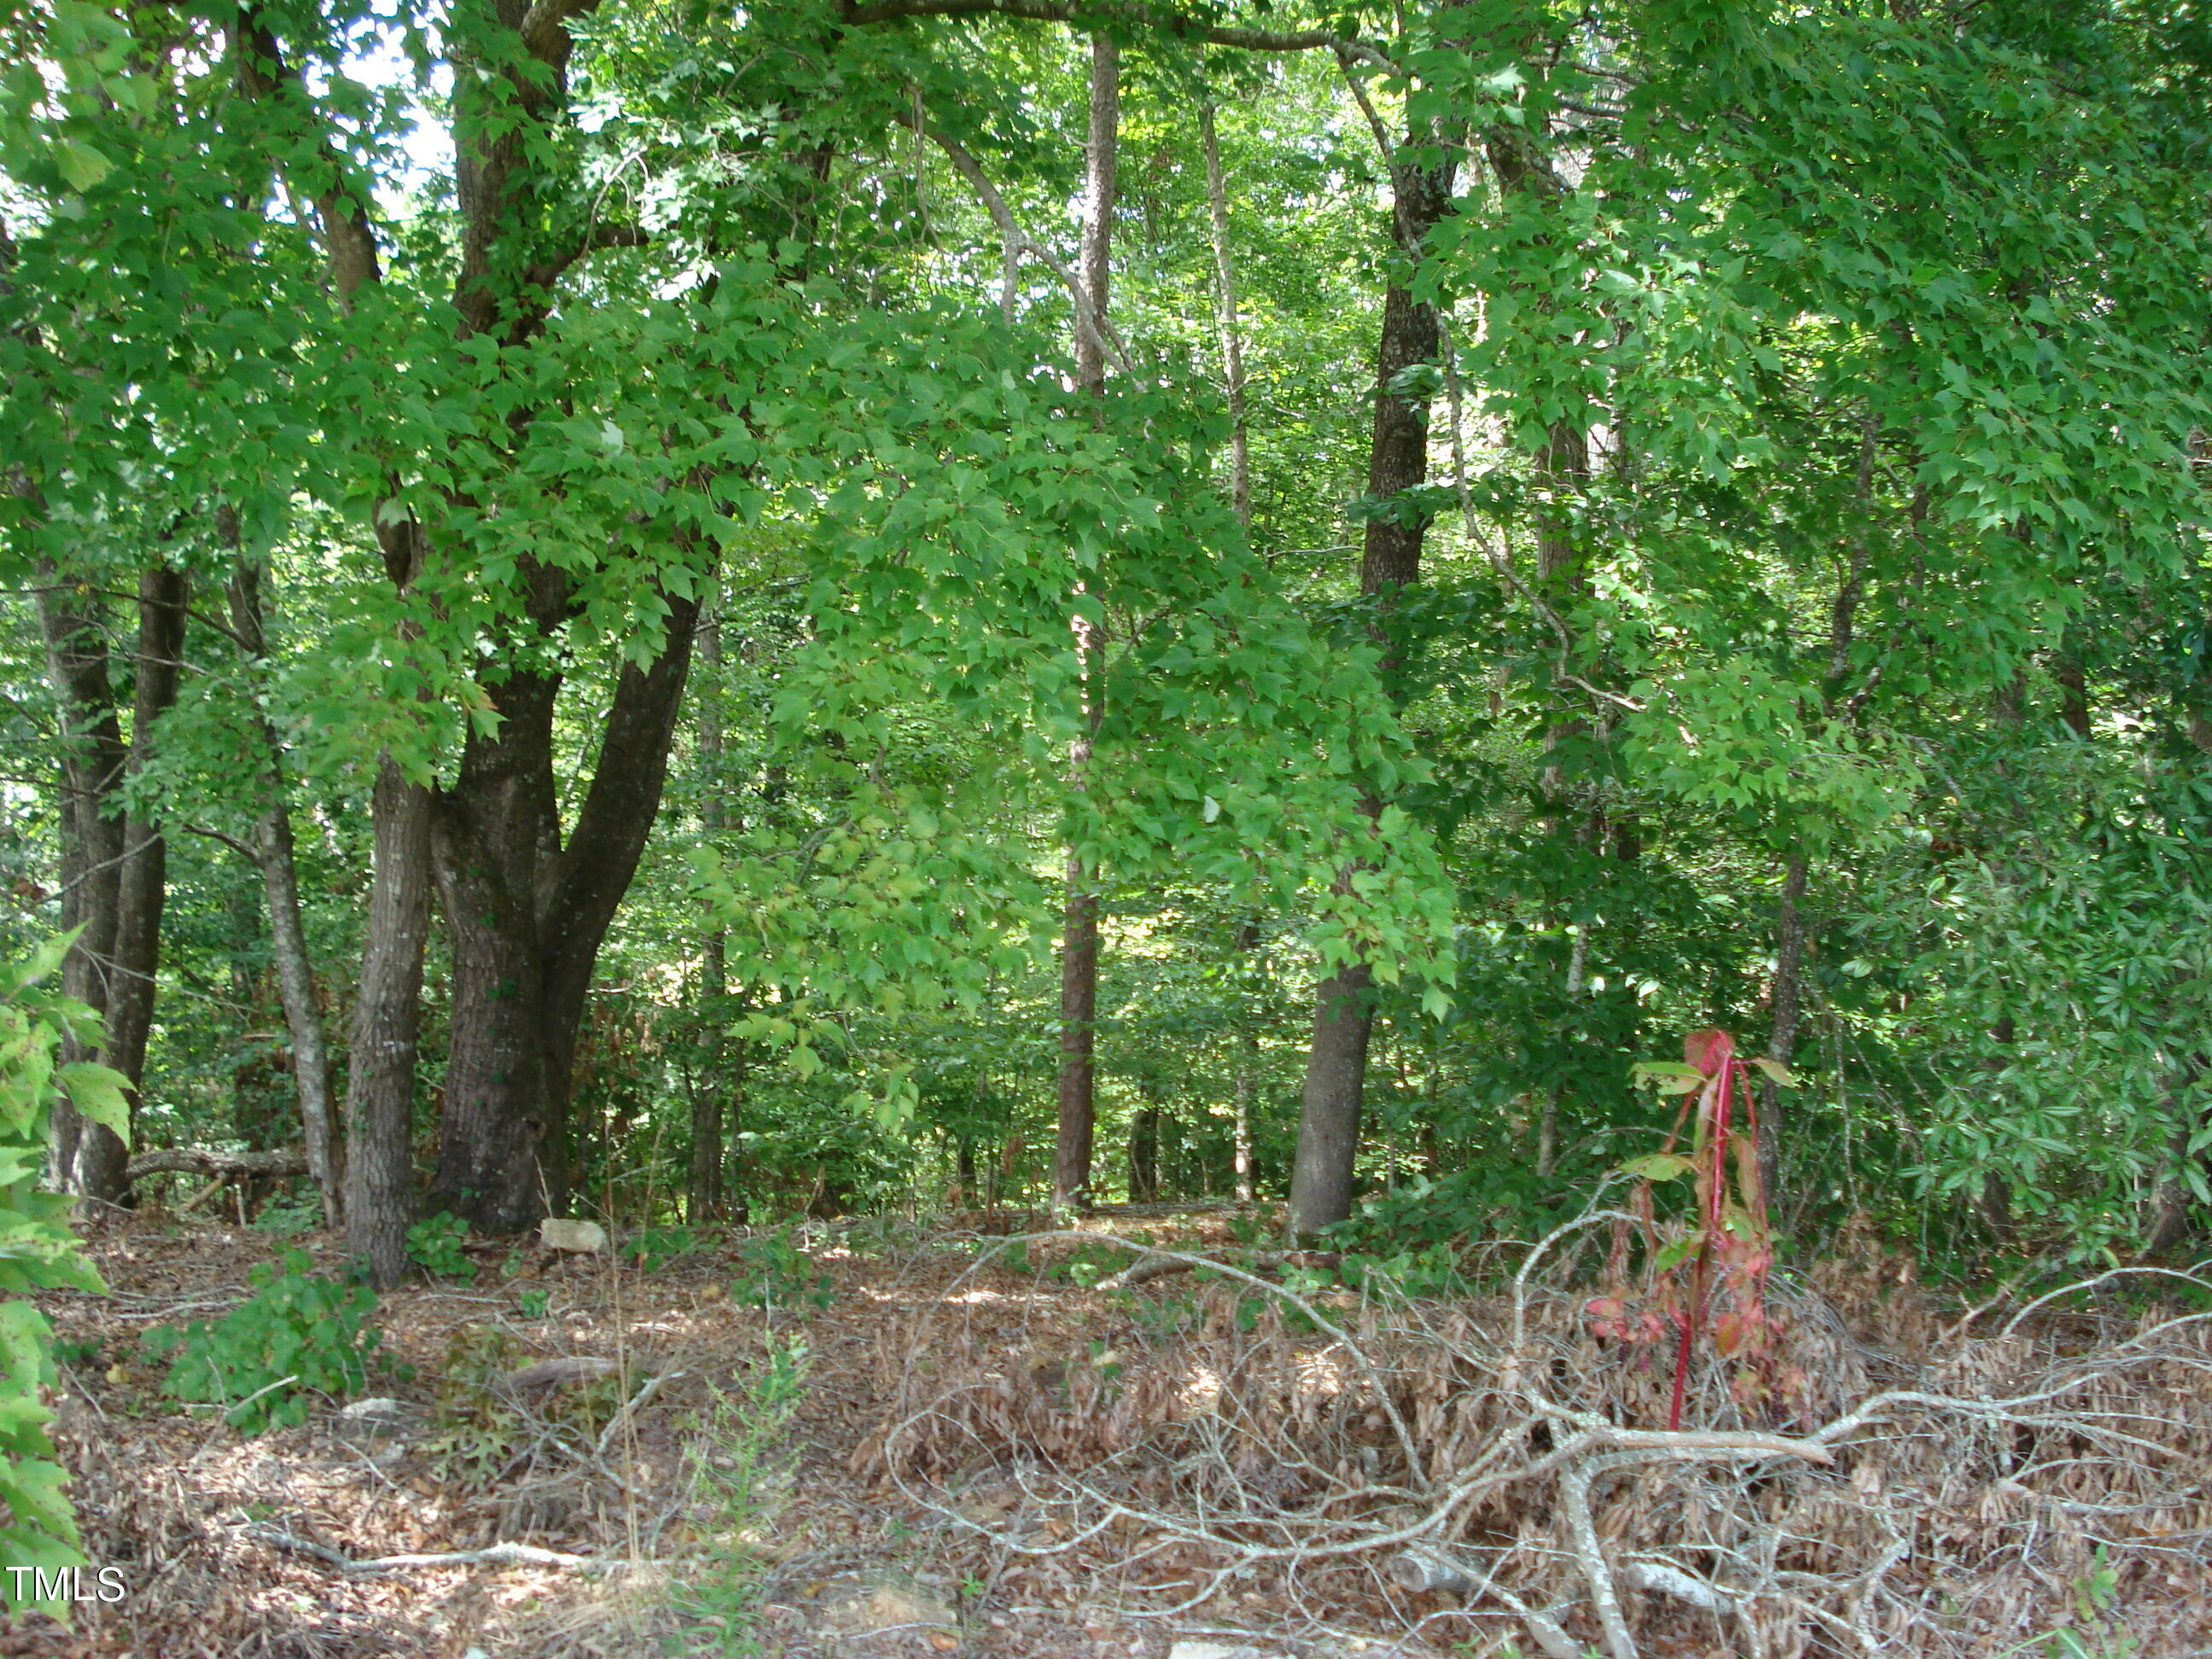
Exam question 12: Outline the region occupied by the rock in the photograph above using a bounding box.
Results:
[335,1397,414,1439]
[540,1218,608,1253]
[1167,1643,1281,1659]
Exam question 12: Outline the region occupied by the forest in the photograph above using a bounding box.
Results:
[2,0,2211,1654]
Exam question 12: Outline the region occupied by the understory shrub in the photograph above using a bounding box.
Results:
[143,1248,396,1431]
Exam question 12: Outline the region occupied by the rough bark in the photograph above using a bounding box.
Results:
[345,759,434,1285]
[226,556,342,1227]
[1287,137,1453,1236]
[36,567,186,1206]
[34,573,128,1194]
[130,1145,309,1180]
[1053,33,1118,1211]
[428,581,702,1232]
[1290,963,1376,1232]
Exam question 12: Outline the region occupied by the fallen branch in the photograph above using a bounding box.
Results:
[1096,1248,1339,1291]
[240,1522,656,1576]
[129,1145,308,1180]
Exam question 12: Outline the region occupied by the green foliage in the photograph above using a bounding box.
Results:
[0,934,129,1615]
[675,1334,810,1654]
[727,1229,835,1313]
[252,1196,321,1240]
[143,1249,395,1433]
[2041,1548,2134,1658]
[405,1213,476,1283]
[622,1224,705,1272]
[420,1329,531,1492]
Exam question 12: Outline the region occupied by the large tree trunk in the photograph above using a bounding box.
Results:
[345,759,434,1285]
[1287,147,1453,1235]
[226,556,342,1226]
[36,572,127,1194]
[37,565,187,1208]
[427,579,701,1233]
[1053,33,1119,1211]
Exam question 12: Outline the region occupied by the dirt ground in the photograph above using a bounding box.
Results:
[3,1210,2209,1659]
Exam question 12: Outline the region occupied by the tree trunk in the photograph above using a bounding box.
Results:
[1290,963,1374,1234]
[428,579,702,1233]
[1287,137,1453,1235]
[35,571,127,1196]
[226,555,342,1227]
[1199,102,1250,532]
[345,758,434,1285]
[1054,32,1119,1211]
[36,565,186,1208]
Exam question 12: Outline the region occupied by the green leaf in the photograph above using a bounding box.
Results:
[53,137,112,193]
[1621,1152,1696,1183]
[55,1063,131,1141]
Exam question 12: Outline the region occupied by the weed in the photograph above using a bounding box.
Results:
[1042,1240,1126,1288]
[623,1224,705,1272]
[674,1334,809,1654]
[420,1328,630,1490]
[52,1337,99,1370]
[2040,1550,2135,1658]
[142,1249,396,1432]
[515,1289,550,1320]
[405,1211,475,1282]
[1590,1027,1805,1428]
[729,1227,835,1313]
[251,1196,320,1239]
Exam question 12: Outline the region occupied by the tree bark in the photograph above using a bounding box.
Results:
[35,572,127,1196]
[226,554,342,1227]
[346,758,433,1285]
[36,565,186,1207]
[1287,136,1453,1236]
[1054,33,1119,1210]
[428,579,702,1233]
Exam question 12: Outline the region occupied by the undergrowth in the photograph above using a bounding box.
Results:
[143,1248,397,1431]
[674,1333,810,1654]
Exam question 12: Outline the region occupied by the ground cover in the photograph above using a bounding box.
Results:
[3,1210,2208,1658]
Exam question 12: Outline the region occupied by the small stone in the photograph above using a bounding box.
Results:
[1167,1643,1278,1659]
[540,1218,608,1253]
[336,1397,413,1438]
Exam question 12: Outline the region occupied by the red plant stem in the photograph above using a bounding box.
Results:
[1669,1053,1743,1431]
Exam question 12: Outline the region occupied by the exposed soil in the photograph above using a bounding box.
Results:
[2,1211,2207,1658]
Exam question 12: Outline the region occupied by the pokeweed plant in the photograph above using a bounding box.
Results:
[1587,1027,1806,1429]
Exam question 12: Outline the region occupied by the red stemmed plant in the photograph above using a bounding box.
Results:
[1586,1027,1807,1429]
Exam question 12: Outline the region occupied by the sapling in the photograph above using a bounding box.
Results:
[1589,1027,1807,1429]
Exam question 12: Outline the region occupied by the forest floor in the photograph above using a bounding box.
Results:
[3,1208,2210,1659]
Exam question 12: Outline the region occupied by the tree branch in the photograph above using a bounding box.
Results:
[844,0,1393,60]
[897,114,1135,376]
